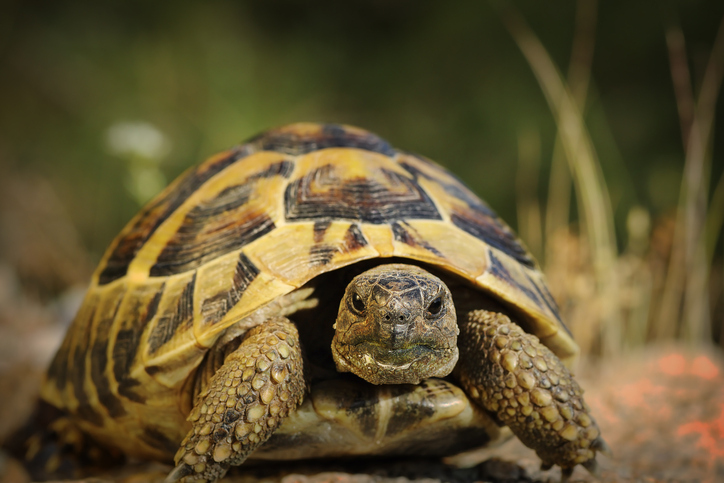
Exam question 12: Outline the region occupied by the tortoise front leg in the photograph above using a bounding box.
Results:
[455,310,609,480]
[168,317,305,482]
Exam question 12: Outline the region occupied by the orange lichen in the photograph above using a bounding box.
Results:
[617,378,665,410]
[677,403,724,479]
[657,353,686,376]
[691,356,720,380]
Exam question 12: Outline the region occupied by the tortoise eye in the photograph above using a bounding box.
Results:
[350,292,366,314]
[426,296,443,317]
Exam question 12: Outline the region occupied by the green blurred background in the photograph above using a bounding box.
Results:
[1,0,723,354]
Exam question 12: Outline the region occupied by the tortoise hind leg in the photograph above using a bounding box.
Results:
[7,401,122,480]
[168,317,305,482]
[455,310,610,480]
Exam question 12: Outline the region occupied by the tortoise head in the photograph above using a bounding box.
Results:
[331,263,459,385]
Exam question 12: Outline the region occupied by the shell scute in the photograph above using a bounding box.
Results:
[398,153,535,269]
[248,123,396,158]
[284,148,441,224]
[97,148,245,285]
[143,153,294,278]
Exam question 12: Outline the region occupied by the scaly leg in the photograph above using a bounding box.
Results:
[168,317,305,482]
[456,310,609,480]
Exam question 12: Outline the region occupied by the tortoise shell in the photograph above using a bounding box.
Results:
[41,122,575,461]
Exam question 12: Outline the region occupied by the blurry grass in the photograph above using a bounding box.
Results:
[502,3,724,357]
[501,1,622,357]
[658,16,724,344]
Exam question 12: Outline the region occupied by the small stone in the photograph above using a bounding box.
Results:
[530,388,552,407]
[213,443,232,462]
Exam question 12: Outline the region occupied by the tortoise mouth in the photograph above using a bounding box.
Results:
[354,341,441,367]
[331,339,459,385]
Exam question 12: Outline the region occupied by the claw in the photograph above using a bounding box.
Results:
[582,458,600,478]
[165,463,193,483]
[560,466,573,483]
[540,461,554,471]
[592,436,612,457]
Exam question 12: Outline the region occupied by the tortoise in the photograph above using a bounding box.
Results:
[38,123,608,482]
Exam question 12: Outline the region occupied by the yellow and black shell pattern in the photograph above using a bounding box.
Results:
[41,123,576,460]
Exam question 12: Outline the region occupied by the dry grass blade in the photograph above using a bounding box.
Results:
[659,15,724,344]
[499,4,621,356]
[544,0,598,260]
